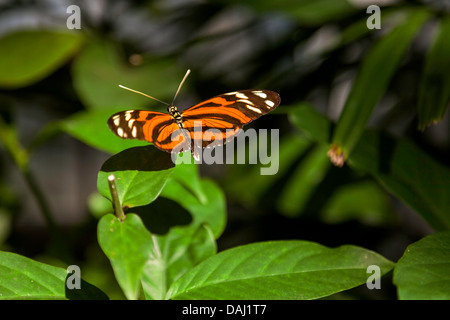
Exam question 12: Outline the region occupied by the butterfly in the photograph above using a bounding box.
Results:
[108,70,281,159]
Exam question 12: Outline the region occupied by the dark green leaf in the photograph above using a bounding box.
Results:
[277,144,330,216]
[167,241,394,300]
[243,0,356,26]
[72,40,182,110]
[331,9,429,162]
[418,17,450,130]
[321,180,395,225]
[394,231,450,299]
[97,213,153,300]
[349,130,450,230]
[289,104,450,230]
[0,30,83,88]
[224,133,312,207]
[97,146,175,208]
[288,103,332,144]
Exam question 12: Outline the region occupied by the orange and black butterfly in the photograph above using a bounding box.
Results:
[108,70,280,158]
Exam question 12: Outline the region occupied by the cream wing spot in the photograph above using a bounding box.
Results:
[132,126,137,137]
[265,100,275,108]
[128,119,135,128]
[236,93,248,99]
[253,92,267,99]
[117,127,124,137]
[237,99,255,106]
[113,117,120,126]
[124,111,133,121]
[246,105,262,114]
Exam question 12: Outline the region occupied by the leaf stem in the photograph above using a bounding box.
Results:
[107,174,125,221]
[0,116,57,232]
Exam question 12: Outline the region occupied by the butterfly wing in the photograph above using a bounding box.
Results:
[108,89,281,153]
[181,89,280,148]
[108,110,188,152]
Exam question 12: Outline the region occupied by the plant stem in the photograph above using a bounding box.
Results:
[107,174,125,221]
[0,116,59,236]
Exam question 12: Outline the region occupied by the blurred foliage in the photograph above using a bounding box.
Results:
[0,0,449,300]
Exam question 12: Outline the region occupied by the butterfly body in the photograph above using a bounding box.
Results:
[108,89,280,155]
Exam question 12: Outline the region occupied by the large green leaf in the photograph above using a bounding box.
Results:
[0,30,83,88]
[97,146,176,208]
[330,9,429,164]
[97,213,153,300]
[394,231,450,300]
[72,40,182,110]
[417,17,450,130]
[0,251,107,300]
[166,241,394,300]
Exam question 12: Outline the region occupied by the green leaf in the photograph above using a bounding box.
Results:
[61,109,149,154]
[417,17,450,130]
[289,104,450,230]
[277,144,331,216]
[348,130,450,230]
[223,133,312,207]
[288,103,332,144]
[243,0,356,26]
[140,224,216,300]
[0,251,107,300]
[321,180,395,225]
[166,240,394,300]
[97,146,176,208]
[129,163,223,299]
[161,177,226,239]
[72,40,182,110]
[394,231,450,300]
[0,30,83,88]
[97,213,153,300]
[331,9,429,162]
[287,0,356,26]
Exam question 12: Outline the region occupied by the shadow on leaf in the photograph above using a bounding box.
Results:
[100,145,175,172]
[131,197,192,235]
[65,275,109,300]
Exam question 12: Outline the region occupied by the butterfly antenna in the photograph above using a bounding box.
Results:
[171,69,191,106]
[118,85,170,107]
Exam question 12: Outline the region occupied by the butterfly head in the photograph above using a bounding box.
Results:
[167,105,178,114]
[168,105,183,124]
